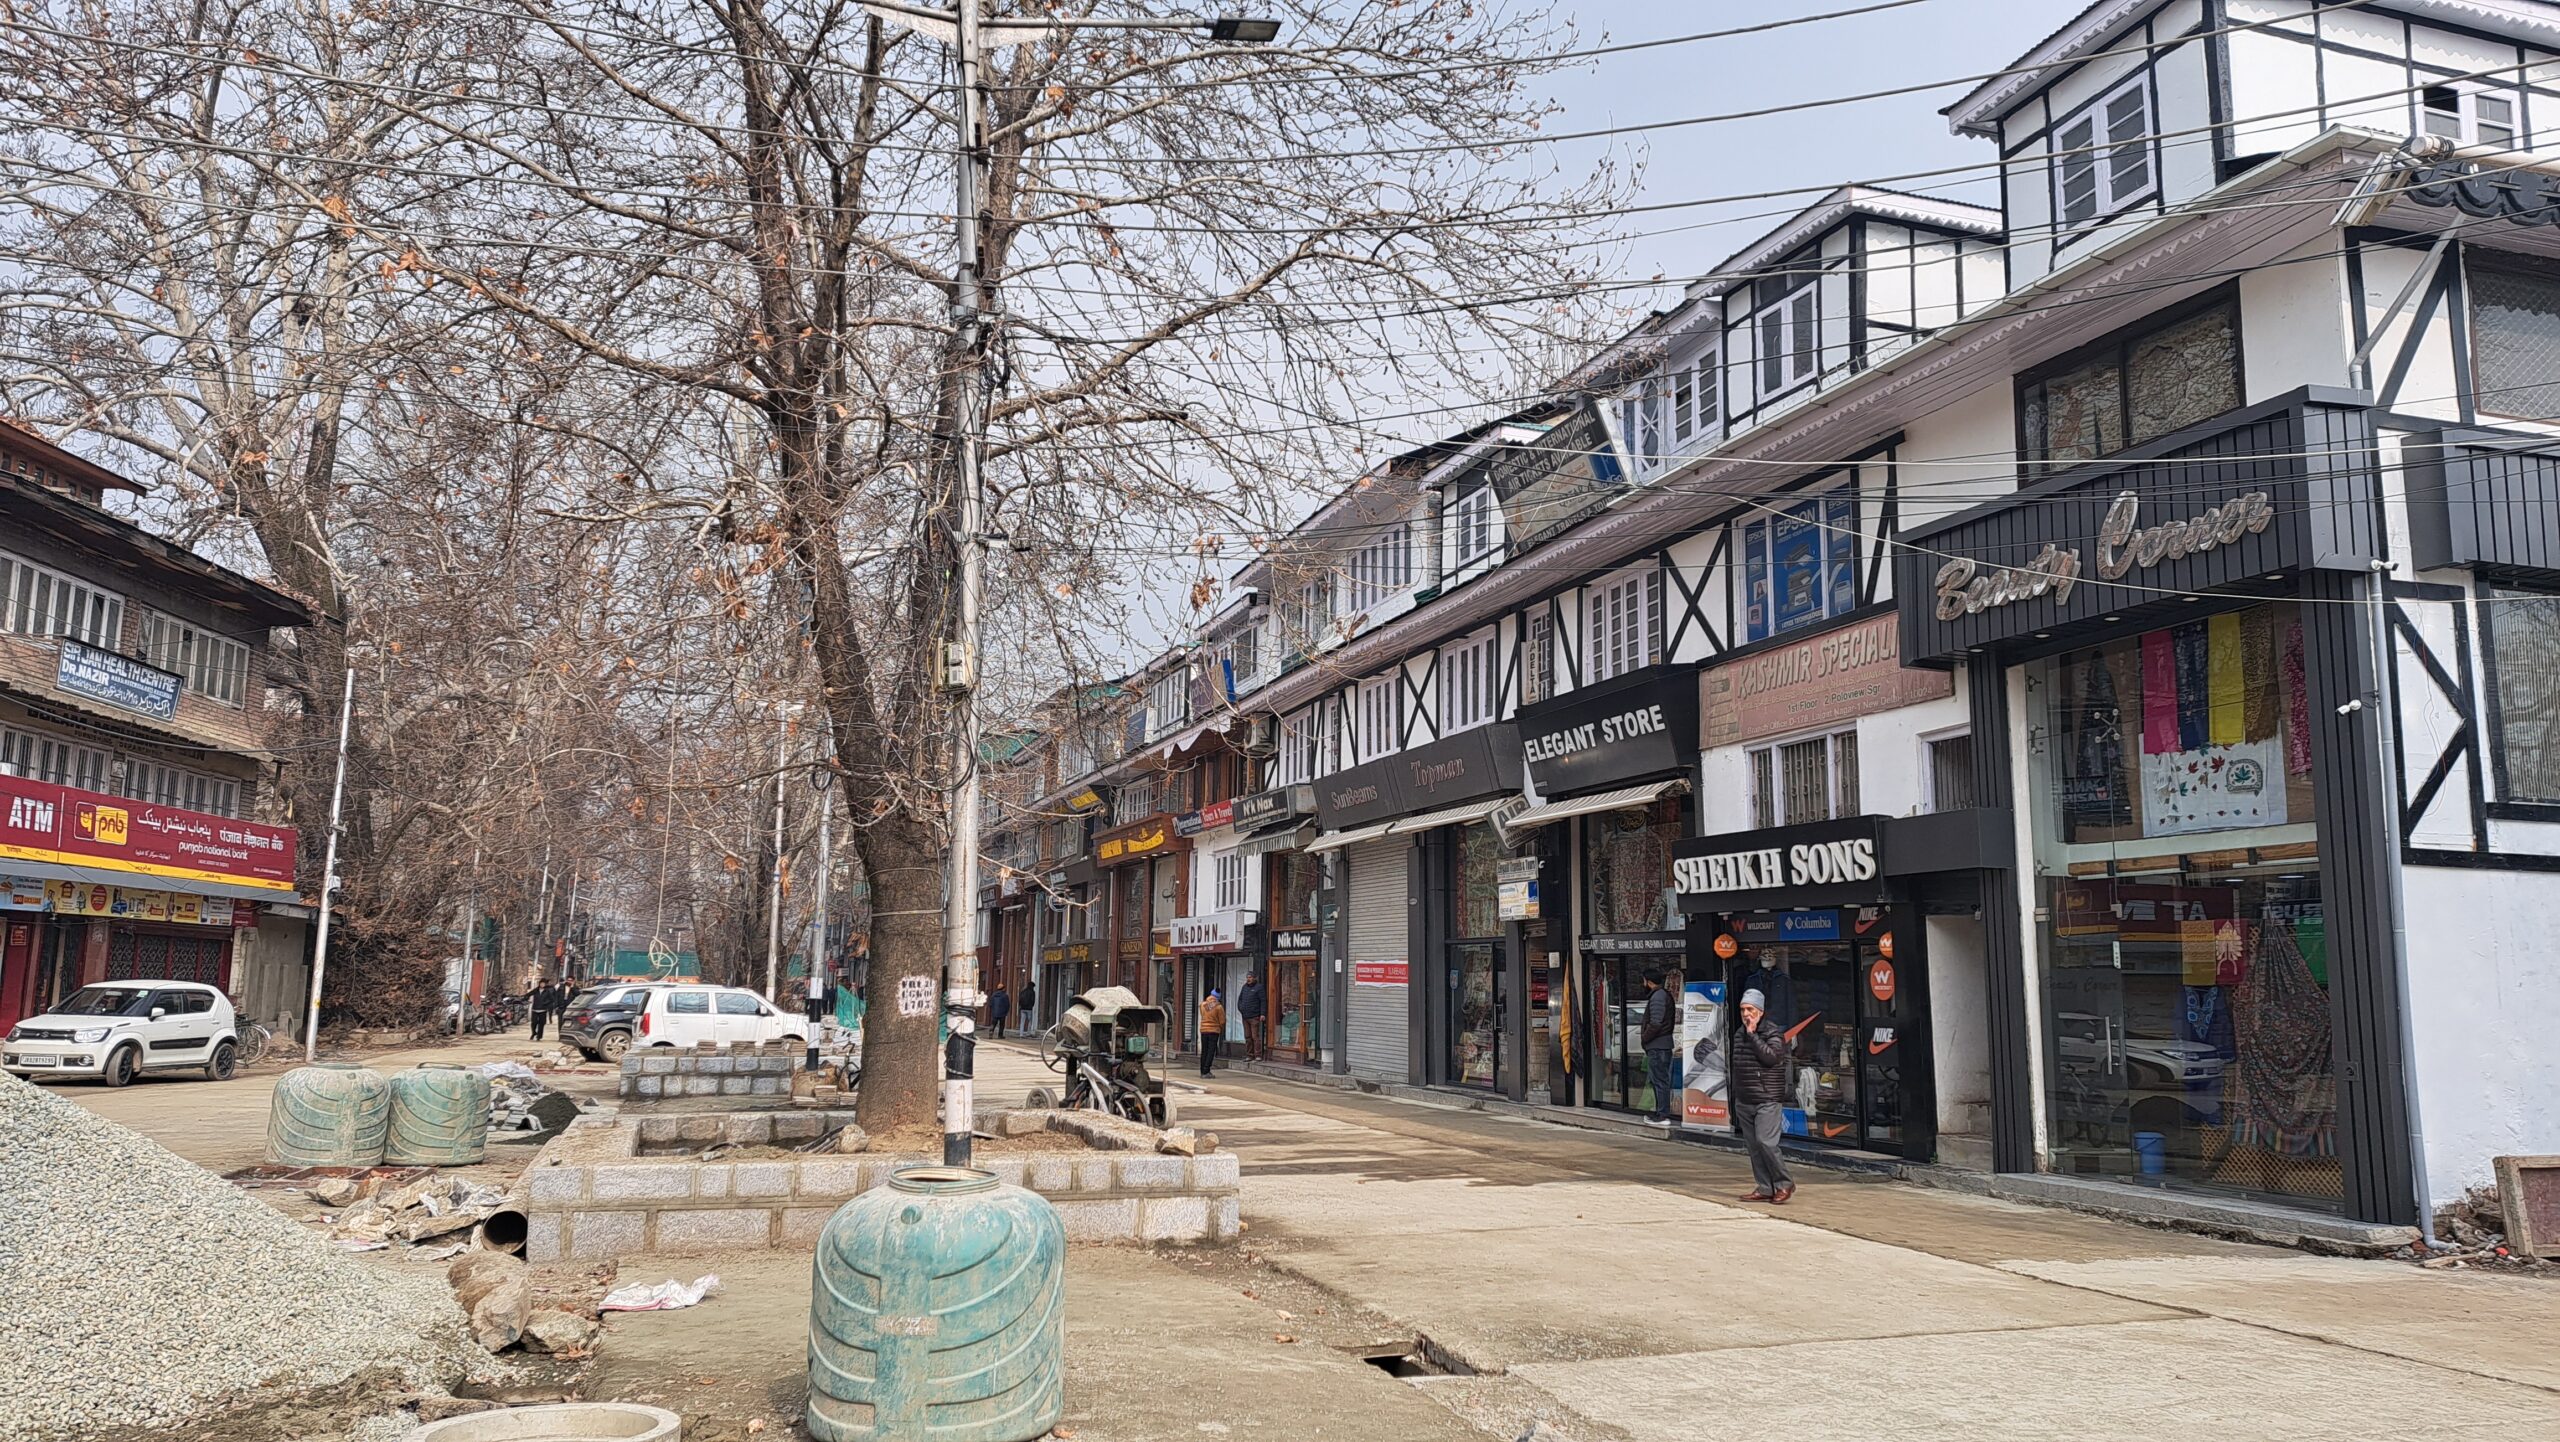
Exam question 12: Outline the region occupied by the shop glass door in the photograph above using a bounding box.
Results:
[1586,952,1682,1113]
[1447,942,1501,1088]
[1270,956,1317,1061]
[1730,927,1903,1150]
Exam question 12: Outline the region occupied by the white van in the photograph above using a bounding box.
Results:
[635,984,805,1050]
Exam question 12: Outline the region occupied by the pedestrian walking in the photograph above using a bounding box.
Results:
[987,982,1012,1038]
[1198,989,1227,1077]
[1019,978,1038,1034]
[528,978,560,1041]
[1731,986,1796,1203]
[1236,972,1267,1062]
[1640,969,1678,1127]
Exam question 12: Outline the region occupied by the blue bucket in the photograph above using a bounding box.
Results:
[2132,1130,2168,1175]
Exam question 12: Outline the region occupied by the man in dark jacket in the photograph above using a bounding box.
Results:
[1018,978,1038,1034]
[528,978,559,1040]
[1640,970,1679,1126]
[1730,986,1796,1202]
[1236,973,1268,1061]
[987,983,1012,1038]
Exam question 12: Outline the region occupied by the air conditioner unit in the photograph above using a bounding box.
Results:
[1238,716,1277,757]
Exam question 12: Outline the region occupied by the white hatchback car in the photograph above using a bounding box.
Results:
[635,984,806,1050]
[3,980,241,1086]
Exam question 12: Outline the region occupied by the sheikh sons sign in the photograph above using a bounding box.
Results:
[1672,816,1887,908]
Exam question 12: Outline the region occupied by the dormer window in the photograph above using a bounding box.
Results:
[1669,346,1720,447]
[2423,82,2517,149]
[1450,485,1495,566]
[2054,77,2153,229]
[1622,380,1661,468]
[1754,277,1819,399]
[1346,521,1412,613]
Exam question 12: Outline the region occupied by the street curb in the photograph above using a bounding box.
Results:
[1206,1055,2413,1256]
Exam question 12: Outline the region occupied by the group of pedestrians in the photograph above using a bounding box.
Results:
[982,979,1039,1037]
[1196,971,1265,1076]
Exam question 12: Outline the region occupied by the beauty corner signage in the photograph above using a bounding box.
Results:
[1702,612,1951,749]
[1929,489,2274,622]
[55,639,181,722]
[1517,670,1698,794]
[1674,816,1886,911]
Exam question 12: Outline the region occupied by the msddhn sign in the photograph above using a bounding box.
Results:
[1674,816,1888,912]
[1516,667,1698,796]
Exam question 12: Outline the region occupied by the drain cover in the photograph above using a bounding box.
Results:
[405,1402,682,1441]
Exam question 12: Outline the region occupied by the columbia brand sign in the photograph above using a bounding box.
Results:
[1931,489,2275,620]
[1522,702,1670,766]
[1675,835,1876,895]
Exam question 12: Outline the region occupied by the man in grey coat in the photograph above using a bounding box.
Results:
[1730,987,1796,1203]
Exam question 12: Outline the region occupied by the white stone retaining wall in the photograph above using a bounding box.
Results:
[617,1043,801,1100]
[520,1115,1241,1260]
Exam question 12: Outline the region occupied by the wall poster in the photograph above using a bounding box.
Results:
[1680,979,1728,1128]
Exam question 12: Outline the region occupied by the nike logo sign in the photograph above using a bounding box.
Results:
[1868,1039,1894,1055]
[1820,1122,1852,1138]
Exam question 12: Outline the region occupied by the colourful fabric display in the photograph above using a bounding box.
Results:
[2283,619,2311,776]
[2142,630,2179,755]
[2172,622,2210,751]
[2208,612,2245,745]
[2242,608,2277,740]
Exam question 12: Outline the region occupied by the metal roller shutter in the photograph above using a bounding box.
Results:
[1344,836,1410,1081]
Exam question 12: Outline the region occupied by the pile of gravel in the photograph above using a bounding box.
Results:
[0,1072,486,1440]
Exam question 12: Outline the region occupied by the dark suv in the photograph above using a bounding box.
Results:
[559,984,660,1061]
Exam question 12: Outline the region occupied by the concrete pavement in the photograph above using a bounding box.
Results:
[1150,1058,2560,1442]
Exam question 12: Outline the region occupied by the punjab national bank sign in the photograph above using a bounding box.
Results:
[0,773,297,891]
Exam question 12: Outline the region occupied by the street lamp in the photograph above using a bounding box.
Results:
[859,0,1279,1167]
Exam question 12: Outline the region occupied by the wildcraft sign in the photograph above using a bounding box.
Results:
[1517,669,1697,794]
[1929,489,2274,622]
[1674,816,1886,910]
[55,639,181,722]
[1703,612,1951,748]
[1039,940,1096,965]
[0,773,296,891]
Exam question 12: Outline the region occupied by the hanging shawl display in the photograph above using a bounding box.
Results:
[2227,922,2337,1159]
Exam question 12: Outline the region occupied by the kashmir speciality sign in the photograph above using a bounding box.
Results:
[1930,489,2274,620]
[1703,612,1950,748]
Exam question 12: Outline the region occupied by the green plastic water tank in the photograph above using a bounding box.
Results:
[384,1065,492,1166]
[807,1166,1064,1442]
[266,1063,391,1167]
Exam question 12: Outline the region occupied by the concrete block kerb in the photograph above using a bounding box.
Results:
[523,1107,1240,1261]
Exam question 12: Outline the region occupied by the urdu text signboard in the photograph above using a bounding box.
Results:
[56,639,182,721]
[0,773,296,892]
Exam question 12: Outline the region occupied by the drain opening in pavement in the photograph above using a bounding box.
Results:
[1356,1338,1467,1379]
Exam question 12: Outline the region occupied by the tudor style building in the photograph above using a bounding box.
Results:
[989,0,2560,1236]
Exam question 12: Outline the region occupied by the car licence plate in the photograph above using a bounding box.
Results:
[17,1054,57,1067]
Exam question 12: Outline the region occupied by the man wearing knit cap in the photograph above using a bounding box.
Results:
[1730,987,1795,1203]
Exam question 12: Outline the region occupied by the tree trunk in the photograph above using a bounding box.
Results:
[854,814,946,1135]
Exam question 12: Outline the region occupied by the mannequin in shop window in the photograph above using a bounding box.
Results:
[1733,950,1796,1033]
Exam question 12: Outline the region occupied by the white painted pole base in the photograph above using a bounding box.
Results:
[943,1075,974,1166]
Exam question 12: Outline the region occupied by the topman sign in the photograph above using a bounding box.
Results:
[1931,488,2275,621]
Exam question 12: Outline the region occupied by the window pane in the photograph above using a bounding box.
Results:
[1832,731,1861,815]
[1758,307,1784,392]
[2493,589,2560,802]
[1929,736,1976,811]
[2036,356,2123,463]
[2472,258,2560,421]
[2105,87,2150,199]
[2057,118,2098,223]
[1781,738,1830,824]
[1752,749,1775,829]
[2125,302,2241,447]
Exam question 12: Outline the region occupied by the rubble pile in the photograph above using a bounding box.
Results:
[307,1173,516,1252]
[2387,1184,2553,1272]
[0,1073,483,1441]
[480,1060,584,1138]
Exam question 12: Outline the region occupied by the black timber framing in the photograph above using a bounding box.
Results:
[2301,564,2418,1227]
[1964,659,2036,1174]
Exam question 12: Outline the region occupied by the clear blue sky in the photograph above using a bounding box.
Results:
[1540,0,2069,299]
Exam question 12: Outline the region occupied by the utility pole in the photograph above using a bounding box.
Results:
[302,666,356,1062]
[936,0,993,1167]
[764,709,790,1001]
[807,766,835,1072]
[859,0,1280,1165]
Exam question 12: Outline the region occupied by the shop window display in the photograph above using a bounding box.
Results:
[2029,600,2337,1210]
[1582,796,1686,935]
[1447,822,1504,1088]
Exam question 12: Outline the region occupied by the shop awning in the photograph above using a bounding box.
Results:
[1498,778,1689,836]
[1304,821,1396,853]
[1386,798,1512,835]
[2,857,293,903]
[1236,823,1315,858]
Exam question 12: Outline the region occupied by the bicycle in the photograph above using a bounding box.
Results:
[233,1018,274,1065]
